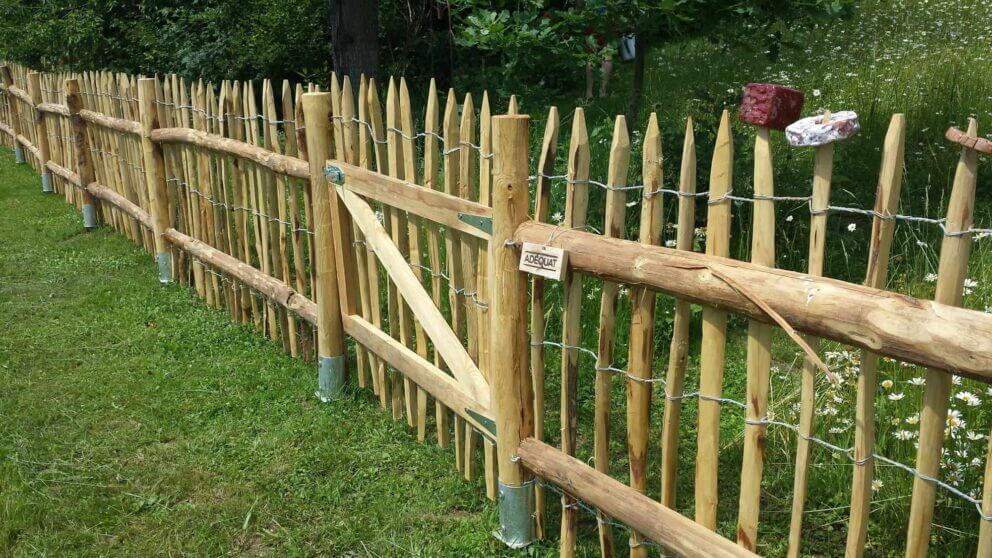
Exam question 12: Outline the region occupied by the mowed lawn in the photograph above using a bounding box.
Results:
[0,148,536,556]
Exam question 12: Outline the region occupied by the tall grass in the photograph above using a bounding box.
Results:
[526,0,992,555]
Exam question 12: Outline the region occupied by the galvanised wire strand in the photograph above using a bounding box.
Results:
[535,339,992,521]
[149,103,494,159]
[529,173,992,238]
[168,177,314,236]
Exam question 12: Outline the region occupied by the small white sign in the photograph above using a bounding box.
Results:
[519,242,567,281]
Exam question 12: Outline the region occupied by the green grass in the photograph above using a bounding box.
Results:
[0,148,559,556]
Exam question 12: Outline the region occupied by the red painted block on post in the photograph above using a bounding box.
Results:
[738,83,804,130]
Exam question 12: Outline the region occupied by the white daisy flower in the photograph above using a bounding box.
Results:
[955,391,981,406]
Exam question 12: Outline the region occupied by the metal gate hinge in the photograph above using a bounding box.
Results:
[465,407,497,439]
[458,213,492,235]
[324,164,345,185]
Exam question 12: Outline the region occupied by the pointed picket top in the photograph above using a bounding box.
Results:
[398,77,417,183]
[206,83,218,135]
[423,78,440,192]
[707,109,733,258]
[442,88,460,196]
[280,80,298,156]
[366,77,388,175]
[639,112,663,245]
[676,116,697,250]
[478,91,493,206]
[356,76,370,168]
[533,106,560,220]
[565,107,590,229]
[217,81,229,137]
[459,92,475,200]
[341,75,358,165]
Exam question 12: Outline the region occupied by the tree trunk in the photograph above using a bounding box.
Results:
[328,0,380,83]
[625,35,646,124]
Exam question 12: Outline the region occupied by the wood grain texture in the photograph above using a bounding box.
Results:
[514,219,992,380]
[529,106,559,539]
[737,125,776,551]
[787,112,836,558]
[905,118,979,558]
[625,113,660,558]
[695,110,734,530]
[489,114,532,488]
[660,117,696,508]
[519,438,759,558]
[558,108,590,557]
[844,113,905,558]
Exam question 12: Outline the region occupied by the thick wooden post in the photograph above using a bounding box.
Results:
[26,72,53,192]
[137,77,173,282]
[1,66,25,164]
[65,78,99,230]
[302,92,348,401]
[490,113,534,548]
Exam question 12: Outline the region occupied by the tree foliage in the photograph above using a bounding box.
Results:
[0,0,852,97]
[0,0,330,83]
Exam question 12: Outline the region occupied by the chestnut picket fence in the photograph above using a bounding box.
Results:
[2,60,991,557]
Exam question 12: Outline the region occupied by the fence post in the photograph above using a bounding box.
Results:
[490,113,534,548]
[137,77,173,283]
[301,92,347,401]
[64,78,99,230]
[1,66,25,164]
[26,72,53,192]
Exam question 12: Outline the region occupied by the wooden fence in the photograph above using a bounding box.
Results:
[2,60,992,557]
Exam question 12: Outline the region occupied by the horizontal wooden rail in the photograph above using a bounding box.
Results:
[37,102,69,117]
[79,109,140,135]
[150,127,310,179]
[334,160,493,240]
[7,84,31,105]
[164,227,315,323]
[45,160,80,186]
[89,183,151,228]
[44,158,151,229]
[515,221,992,380]
[517,438,759,558]
[0,121,12,138]
[16,134,39,161]
[343,314,495,437]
